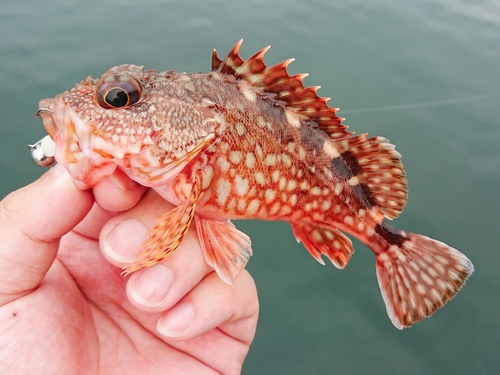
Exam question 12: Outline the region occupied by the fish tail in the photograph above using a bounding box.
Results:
[374,225,473,329]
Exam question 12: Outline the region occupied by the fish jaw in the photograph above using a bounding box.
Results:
[37,96,117,189]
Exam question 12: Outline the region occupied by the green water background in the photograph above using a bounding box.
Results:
[1,1,499,374]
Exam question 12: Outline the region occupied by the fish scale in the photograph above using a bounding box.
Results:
[36,40,473,329]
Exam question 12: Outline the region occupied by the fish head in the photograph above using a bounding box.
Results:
[36,64,217,189]
[36,64,153,188]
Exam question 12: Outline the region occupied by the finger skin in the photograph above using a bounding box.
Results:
[100,189,214,311]
[159,270,259,375]
[159,270,259,342]
[92,168,147,213]
[72,169,148,240]
[0,165,93,306]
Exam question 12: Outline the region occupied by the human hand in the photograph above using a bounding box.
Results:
[0,165,258,375]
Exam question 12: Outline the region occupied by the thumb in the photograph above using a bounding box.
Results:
[0,164,93,305]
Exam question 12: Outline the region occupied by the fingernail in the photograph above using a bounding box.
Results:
[157,301,195,337]
[129,264,173,307]
[107,170,138,192]
[102,219,148,263]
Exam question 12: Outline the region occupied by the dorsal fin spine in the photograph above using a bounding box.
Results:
[212,49,222,71]
[214,41,353,141]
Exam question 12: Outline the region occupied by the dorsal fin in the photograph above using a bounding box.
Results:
[212,39,245,75]
[332,134,408,219]
[212,40,352,140]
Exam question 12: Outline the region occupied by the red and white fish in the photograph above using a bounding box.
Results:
[36,40,473,329]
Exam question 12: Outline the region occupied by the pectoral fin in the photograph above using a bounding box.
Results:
[291,223,354,269]
[195,217,252,284]
[122,173,201,275]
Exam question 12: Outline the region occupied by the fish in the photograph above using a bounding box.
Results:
[36,40,473,329]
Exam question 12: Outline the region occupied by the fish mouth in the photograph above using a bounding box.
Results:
[36,99,59,140]
[36,97,85,164]
[35,97,106,189]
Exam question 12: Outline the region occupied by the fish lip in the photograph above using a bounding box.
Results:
[35,97,86,173]
[36,98,59,140]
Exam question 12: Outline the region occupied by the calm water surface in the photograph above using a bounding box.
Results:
[1,1,499,374]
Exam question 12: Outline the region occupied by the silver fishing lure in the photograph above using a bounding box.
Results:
[29,135,56,167]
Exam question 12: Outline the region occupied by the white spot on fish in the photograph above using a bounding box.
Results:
[269,201,281,215]
[348,176,359,186]
[272,170,280,182]
[254,172,267,185]
[285,110,302,128]
[298,146,306,161]
[217,178,231,206]
[282,154,292,167]
[235,122,245,136]
[279,205,292,216]
[264,154,277,166]
[217,156,230,172]
[245,152,256,169]
[257,117,267,128]
[265,189,276,203]
[227,197,236,211]
[311,186,321,196]
[246,199,260,215]
[323,141,340,158]
[220,142,229,152]
[323,167,333,180]
[255,143,264,159]
[279,177,287,190]
[230,151,243,164]
[235,175,249,196]
[287,180,297,191]
[344,216,353,226]
[237,199,247,212]
[239,84,257,102]
[334,183,343,195]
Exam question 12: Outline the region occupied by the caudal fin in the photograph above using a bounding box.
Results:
[375,233,473,329]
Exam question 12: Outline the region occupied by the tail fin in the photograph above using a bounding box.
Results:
[375,232,473,329]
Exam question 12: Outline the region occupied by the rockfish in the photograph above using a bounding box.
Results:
[36,40,473,329]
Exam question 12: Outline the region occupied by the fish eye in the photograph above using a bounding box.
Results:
[95,73,144,109]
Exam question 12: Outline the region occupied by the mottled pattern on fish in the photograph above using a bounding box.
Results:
[37,40,473,329]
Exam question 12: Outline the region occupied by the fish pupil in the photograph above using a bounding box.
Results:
[105,88,129,107]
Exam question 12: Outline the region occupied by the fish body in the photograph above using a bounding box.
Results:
[37,41,473,329]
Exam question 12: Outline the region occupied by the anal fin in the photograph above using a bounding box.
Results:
[195,217,252,284]
[122,173,202,275]
[291,223,354,269]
